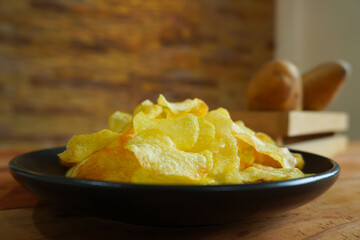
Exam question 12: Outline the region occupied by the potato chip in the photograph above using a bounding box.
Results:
[234,119,299,170]
[67,148,140,182]
[133,111,199,151]
[239,134,297,169]
[238,167,306,183]
[292,153,305,169]
[205,109,234,134]
[233,120,256,136]
[221,165,306,184]
[211,133,240,183]
[108,131,135,148]
[233,121,297,169]
[252,163,276,171]
[203,109,241,183]
[237,140,255,170]
[131,168,216,185]
[189,118,216,152]
[253,150,281,168]
[133,100,163,119]
[58,129,119,167]
[255,132,276,145]
[126,129,213,181]
[108,111,132,133]
[133,99,153,116]
[157,94,208,117]
[215,107,231,118]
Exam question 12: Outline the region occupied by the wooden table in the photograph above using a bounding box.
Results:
[1,143,359,240]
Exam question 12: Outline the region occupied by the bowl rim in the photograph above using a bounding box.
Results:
[9,147,340,192]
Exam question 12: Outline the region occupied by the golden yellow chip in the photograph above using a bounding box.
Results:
[210,133,240,183]
[58,129,120,167]
[215,107,231,118]
[189,118,216,152]
[233,121,297,169]
[133,99,153,116]
[131,168,216,185]
[292,153,305,170]
[108,111,132,133]
[238,167,306,183]
[157,94,208,117]
[133,100,163,119]
[237,134,297,169]
[108,131,135,148]
[133,111,199,151]
[237,141,255,170]
[67,148,140,182]
[255,132,276,145]
[203,109,241,183]
[126,129,213,181]
[234,120,256,136]
[205,109,234,134]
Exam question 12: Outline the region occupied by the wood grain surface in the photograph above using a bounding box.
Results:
[0,0,274,149]
[0,143,359,240]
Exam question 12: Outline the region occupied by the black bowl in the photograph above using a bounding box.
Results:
[9,147,340,227]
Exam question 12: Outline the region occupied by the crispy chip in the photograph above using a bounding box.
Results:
[133,99,153,116]
[255,132,276,145]
[58,129,119,167]
[233,122,297,169]
[189,118,216,152]
[205,109,233,134]
[239,134,297,169]
[108,131,135,148]
[292,153,305,170]
[210,133,240,183]
[67,148,140,182]
[108,111,132,133]
[233,120,255,136]
[204,109,240,183]
[237,140,255,170]
[126,129,213,182]
[221,165,306,184]
[133,100,163,119]
[238,167,306,183]
[131,168,216,185]
[157,94,208,117]
[133,111,199,151]
[215,107,231,118]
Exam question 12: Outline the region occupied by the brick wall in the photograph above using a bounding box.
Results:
[0,0,274,148]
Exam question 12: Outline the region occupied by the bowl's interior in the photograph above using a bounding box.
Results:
[298,150,336,173]
[12,147,68,176]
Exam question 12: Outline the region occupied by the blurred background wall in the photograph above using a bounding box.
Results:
[0,0,275,148]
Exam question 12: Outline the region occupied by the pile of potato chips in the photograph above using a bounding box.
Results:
[59,94,307,184]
